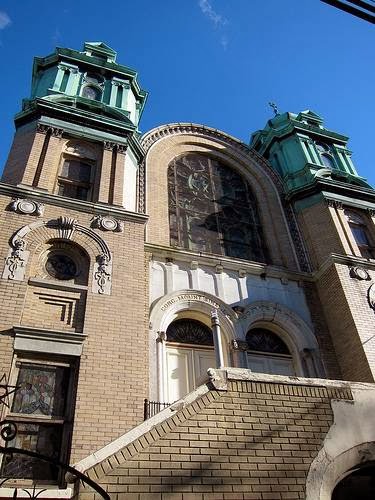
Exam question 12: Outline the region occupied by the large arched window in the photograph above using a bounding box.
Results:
[168,153,268,262]
[246,328,295,376]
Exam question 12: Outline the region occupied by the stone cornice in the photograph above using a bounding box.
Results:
[313,253,375,281]
[0,182,148,224]
[145,242,313,282]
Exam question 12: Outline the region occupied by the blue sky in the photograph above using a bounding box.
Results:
[0,0,374,184]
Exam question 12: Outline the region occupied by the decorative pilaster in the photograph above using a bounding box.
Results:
[112,143,128,206]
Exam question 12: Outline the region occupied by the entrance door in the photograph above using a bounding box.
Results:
[166,346,216,403]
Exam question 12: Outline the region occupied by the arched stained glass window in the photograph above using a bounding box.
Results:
[168,154,268,262]
[167,319,213,346]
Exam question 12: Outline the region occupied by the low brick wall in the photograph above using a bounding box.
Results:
[77,371,353,500]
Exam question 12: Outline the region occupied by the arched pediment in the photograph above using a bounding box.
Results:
[2,217,112,294]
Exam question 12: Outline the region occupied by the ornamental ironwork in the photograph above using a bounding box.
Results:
[0,374,109,499]
[246,328,290,355]
[166,319,214,346]
[168,153,268,262]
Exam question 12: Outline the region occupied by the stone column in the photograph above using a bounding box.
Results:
[211,310,225,369]
[156,331,167,403]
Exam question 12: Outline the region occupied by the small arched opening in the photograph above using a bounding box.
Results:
[332,462,375,500]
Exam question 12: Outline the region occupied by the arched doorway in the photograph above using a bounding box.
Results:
[165,319,216,402]
[246,328,296,376]
[332,463,375,500]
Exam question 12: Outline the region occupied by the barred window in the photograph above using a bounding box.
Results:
[168,154,268,262]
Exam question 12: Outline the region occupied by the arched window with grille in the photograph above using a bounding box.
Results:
[246,328,295,376]
[168,153,268,262]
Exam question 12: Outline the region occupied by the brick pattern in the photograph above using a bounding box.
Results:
[82,380,352,500]
[21,286,86,332]
[0,194,149,463]
[316,263,373,382]
[297,202,345,270]
[1,126,38,185]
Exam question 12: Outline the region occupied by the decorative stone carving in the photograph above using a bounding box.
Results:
[93,254,112,295]
[36,123,50,134]
[156,331,167,343]
[104,141,116,151]
[190,260,199,270]
[65,143,96,159]
[36,124,63,138]
[91,215,124,233]
[367,208,375,218]
[54,216,77,240]
[2,218,112,295]
[238,269,247,278]
[350,266,370,281]
[117,144,128,155]
[2,238,29,281]
[368,284,375,310]
[50,127,64,138]
[231,339,248,351]
[215,264,223,274]
[232,305,245,315]
[138,160,146,214]
[8,198,44,216]
[326,199,343,210]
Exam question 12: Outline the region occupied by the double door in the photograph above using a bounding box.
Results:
[166,345,216,403]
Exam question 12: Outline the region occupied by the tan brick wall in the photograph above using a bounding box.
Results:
[0,193,149,462]
[297,202,346,270]
[1,126,37,185]
[145,134,299,271]
[316,263,373,382]
[82,380,352,500]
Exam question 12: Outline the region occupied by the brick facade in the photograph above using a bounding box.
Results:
[76,371,354,500]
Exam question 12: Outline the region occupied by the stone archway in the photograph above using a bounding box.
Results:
[149,289,237,402]
[238,301,323,377]
[2,216,112,294]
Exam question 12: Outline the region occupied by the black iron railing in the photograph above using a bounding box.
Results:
[143,399,170,420]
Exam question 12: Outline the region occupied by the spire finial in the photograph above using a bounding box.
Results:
[268,101,280,116]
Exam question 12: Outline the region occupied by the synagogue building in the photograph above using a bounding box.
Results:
[0,42,375,499]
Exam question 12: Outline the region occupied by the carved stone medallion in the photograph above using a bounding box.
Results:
[91,215,124,232]
[8,198,44,216]
[368,283,375,310]
[350,266,370,281]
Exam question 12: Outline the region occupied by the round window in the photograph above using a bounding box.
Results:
[45,253,77,280]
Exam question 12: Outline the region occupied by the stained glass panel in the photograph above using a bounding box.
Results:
[167,319,214,346]
[168,153,267,262]
[12,364,69,417]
